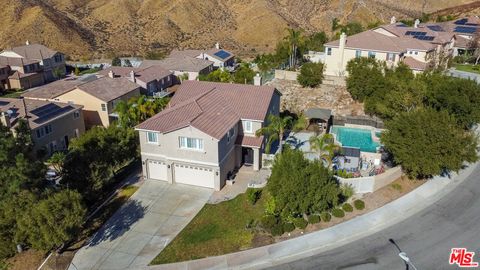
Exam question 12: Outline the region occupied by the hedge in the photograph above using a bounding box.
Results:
[332,208,345,218]
[342,203,353,212]
[321,212,331,222]
[354,199,365,210]
[271,224,284,236]
[293,217,308,229]
[283,222,295,232]
[307,215,321,224]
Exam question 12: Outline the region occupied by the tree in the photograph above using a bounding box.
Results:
[112,57,121,66]
[297,62,324,87]
[468,29,480,65]
[47,152,66,176]
[74,66,80,76]
[256,114,292,154]
[285,29,303,68]
[268,147,340,218]
[199,69,232,82]
[309,134,338,166]
[16,190,86,251]
[115,95,169,128]
[303,32,328,52]
[381,108,478,178]
[332,18,340,31]
[346,57,387,101]
[123,59,133,67]
[233,64,255,84]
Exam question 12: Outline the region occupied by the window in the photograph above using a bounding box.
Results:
[243,121,253,133]
[147,132,158,144]
[36,128,45,138]
[355,50,362,58]
[73,111,80,119]
[387,53,396,61]
[44,125,52,135]
[327,47,332,56]
[101,104,107,112]
[368,51,376,59]
[227,128,235,143]
[179,137,204,151]
[414,51,418,55]
[54,54,63,63]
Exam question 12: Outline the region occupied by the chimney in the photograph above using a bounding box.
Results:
[108,70,115,78]
[339,32,347,73]
[129,70,136,83]
[390,16,397,24]
[414,19,420,28]
[25,40,30,46]
[254,73,262,86]
[0,111,11,128]
[215,42,220,50]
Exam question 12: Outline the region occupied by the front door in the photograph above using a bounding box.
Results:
[64,135,69,149]
[242,148,254,165]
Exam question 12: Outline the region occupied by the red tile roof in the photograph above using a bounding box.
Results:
[235,135,264,148]
[98,65,172,84]
[136,81,279,140]
[403,57,428,70]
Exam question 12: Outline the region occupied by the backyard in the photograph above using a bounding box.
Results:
[454,64,480,74]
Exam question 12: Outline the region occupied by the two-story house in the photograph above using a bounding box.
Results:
[0,97,85,156]
[168,43,236,69]
[0,42,66,82]
[135,81,281,190]
[0,56,45,89]
[0,65,11,91]
[22,75,141,128]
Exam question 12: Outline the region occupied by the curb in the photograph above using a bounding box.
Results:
[147,162,479,270]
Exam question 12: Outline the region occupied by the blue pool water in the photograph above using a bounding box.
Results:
[330,126,380,153]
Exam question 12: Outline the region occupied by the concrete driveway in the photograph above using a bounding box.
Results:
[69,180,213,270]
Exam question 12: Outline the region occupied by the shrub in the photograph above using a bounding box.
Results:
[354,199,365,210]
[320,212,331,222]
[293,217,308,229]
[391,183,402,191]
[340,184,355,200]
[307,214,321,224]
[297,62,325,87]
[246,188,262,205]
[283,222,295,233]
[271,224,285,236]
[332,208,345,218]
[342,203,353,212]
[261,215,278,231]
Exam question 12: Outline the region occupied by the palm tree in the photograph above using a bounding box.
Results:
[309,134,339,166]
[256,114,292,154]
[285,28,303,68]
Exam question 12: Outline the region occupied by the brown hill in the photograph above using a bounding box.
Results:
[0,0,477,59]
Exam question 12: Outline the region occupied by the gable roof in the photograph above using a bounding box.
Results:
[0,97,82,129]
[22,75,97,99]
[98,65,173,83]
[5,44,59,60]
[136,81,279,139]
[76,77,139,102]
[140,57,213,72]
[403,57,428,71]
[169,48,235,62]
[305,108,332,121]
[0,56,39,67]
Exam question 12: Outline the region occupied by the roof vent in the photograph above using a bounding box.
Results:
[390,16,397,24]
[215,42,220,50]
[414,19,420,28]
[25,40,30,46]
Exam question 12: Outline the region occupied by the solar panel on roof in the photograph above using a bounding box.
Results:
[213,50,231,59]
[454,26,477,34]
[33,105,74,124]
[414,36,434,41]
[0,101,10,106]
[427,25,444,32]
[405,31,413,35]
[414,32,427,36]
[455,19,468,25]
[30,103,60,118]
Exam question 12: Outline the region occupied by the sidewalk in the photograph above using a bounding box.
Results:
[147,162,479,270]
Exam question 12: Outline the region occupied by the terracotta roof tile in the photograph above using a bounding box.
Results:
[235,135,264,148]
[403,57,427,70]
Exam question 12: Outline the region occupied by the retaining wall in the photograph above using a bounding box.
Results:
[337,166,402,194]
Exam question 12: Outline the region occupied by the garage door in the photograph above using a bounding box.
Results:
[174,164,215,188]
[148,160,168,181]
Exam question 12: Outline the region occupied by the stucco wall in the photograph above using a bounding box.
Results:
[337,166,402,194]
[274,70,299,81]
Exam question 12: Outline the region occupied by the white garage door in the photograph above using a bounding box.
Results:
[148,160,168,181]
[174,164,215,188]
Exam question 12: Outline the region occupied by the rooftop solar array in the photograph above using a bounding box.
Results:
[405,31,427,36]
[427,25,444,32]
[414,36,435,41]
[0,101,10,106]
[455,19,468,25]
[213,50,231,59]
[454,26,477,34]
[30,103,75,124]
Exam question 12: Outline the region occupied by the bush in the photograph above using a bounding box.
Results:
[307,214,321,224]
[283,222,295,232]
[332,208,345,218]
[261,215,278,231]
[340,184,355,200]
[342,203,353,212]
[320,212,331,222]
[297,62,325,87]
[271,224,285,236]
[293,217,308,229]
[354,199,365,210]
[246,188,262,205]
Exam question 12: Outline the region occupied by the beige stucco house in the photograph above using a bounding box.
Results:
[136,81,281,190]
[168,43,235,69]
[0,97,85,156]
[140,57,214,81]
[22,75,141,128]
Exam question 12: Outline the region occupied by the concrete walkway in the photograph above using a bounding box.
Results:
[69,181,212,270]
[147,162,478,270]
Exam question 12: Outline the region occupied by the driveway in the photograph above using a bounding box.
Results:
[69,180,213,270]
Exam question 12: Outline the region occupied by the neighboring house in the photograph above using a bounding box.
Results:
[168,43,236,69]
[140,57,214,81]
[324,18,455,76]
[135,81,281,190]
[334,147,360,172]
[0,56,45,89]
[22,75,141,128]
[98,66,174,96]
[0,42,66,83]
[303,51,325,64]
[0,97,85,156]
[0,65,11,91]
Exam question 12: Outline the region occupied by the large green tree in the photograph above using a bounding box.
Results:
[115,95,169,128]
[256,114,292,154]
[309,134,338,166]
[199,69,232,83]
[297,62,324,87]
[233,64,255,84]
[381,108,478,178]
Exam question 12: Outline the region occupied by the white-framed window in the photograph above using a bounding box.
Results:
[355,50,362,58]
[327,47,332,56]
[227,128,235,143]
[73,111,80,119]
[387,53,396,61]
[243,121,253,133]
[147,132,158,144]
[179,137,204,151]
[101,104,107,112]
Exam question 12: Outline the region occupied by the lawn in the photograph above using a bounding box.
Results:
[1,90,25,98]
[455,64,480,74]
[151,192,268,265]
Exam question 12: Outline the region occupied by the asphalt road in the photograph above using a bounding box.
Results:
[271,163,480,270]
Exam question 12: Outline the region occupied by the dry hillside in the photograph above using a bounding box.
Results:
[0,0,478,59]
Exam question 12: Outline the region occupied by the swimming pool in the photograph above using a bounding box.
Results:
[330,126,381,153]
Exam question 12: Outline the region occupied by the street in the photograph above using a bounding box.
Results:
[271,163,480,270]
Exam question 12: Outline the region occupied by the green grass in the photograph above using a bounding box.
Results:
[150,192,267,265]
[1,90,25,98]
[455,64,480,74]
[79,67,102,75]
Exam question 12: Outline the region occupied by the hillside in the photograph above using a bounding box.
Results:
[0,0,478,59]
